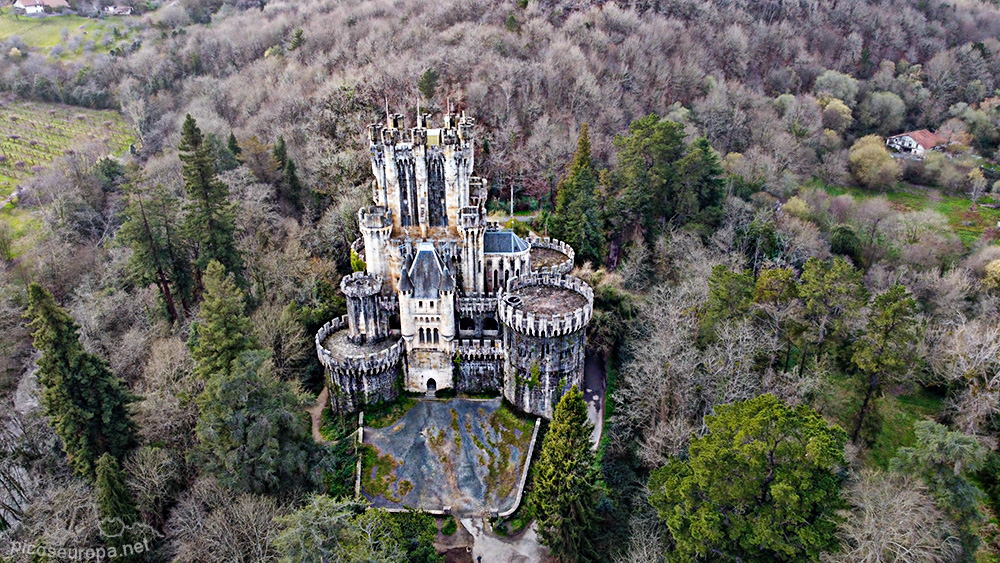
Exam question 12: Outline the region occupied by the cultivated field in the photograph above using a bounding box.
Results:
[0,7,135,59]
[0,98,134,202]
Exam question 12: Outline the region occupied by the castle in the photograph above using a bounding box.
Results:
[315,112,593,419]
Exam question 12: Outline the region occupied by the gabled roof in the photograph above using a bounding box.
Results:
[890,129,947,149]
[484,230,529,254]
[407,242,454,299]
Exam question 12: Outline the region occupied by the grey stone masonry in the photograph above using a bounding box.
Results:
[527,236,575,274]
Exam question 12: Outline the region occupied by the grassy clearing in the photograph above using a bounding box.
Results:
[0,99,133,200]
[363,395,417,429]
[816,181,1000,247]
[868,389,945,469]
[0,7,136,59]
[360,443,405,502]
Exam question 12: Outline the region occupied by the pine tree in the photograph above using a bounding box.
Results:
[25,284,139,478]
[119,182,194,321]
[227,131,241,156]
[96,452,138,525]
[283,158,304,213]
[189,260,255,380]
[549,124,605,265]
[675,137,725,228]
[96,453,144,561]
[289,28,305,51]
[610,114,686,235]
[273,136,288,169]
[179,114,244,285]
[531,385,600,562]
[194,350,316,494]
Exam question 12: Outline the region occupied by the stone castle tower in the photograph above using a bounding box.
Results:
[316,111,592,418]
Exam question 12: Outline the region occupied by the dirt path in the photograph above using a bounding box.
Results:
[307,386,329,443]
[460,518,552,563]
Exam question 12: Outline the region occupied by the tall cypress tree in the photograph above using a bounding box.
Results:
[189,260,255,380]
[272,135,288,169]
[227,131,241,157]
[26,284,139,478]
[179,114,244,285]
[531,385,601,562]
[119,182,194,321]
[549,124,605,265]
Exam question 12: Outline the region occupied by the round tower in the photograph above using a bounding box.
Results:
[498,272,594,419]
[341,272,388,345]
[358,206,392,282]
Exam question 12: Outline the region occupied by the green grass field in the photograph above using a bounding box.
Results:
[0,99,134,201]
[0,7,134,59]
[817,181,1000,247]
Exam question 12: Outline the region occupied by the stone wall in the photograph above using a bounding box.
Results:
[316,316,404,412]
[498,273,593,418]
[527,236,575,274]
[454,338,503,394]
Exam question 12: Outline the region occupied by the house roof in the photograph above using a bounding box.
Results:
[484,230,529,254]
[892,129,948,149]
[407,242,454,299]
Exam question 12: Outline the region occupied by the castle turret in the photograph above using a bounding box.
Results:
[358,206,392,282]
[341,272,388,345]
[458,205,485,293]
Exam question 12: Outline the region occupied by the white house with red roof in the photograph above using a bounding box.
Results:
[11,0,69,13]
[886,129,949,157]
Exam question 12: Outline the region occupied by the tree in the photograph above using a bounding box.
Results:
[848,135,901,190]
[891,421,986,561]
[532,385,601,562]
[189,261,255,381]
[850,284,918,444]
[674,137,725,229]
[505,13,520,32]
[282,158,304,213]
[933,317,1000,434]
[831,469,961,563]
[859,91,905,135]
[702,265,754,338]
[119,181,194,321]
[227,132,241,157]
[25,283,138,477]
[289,28,305,50]
[610,114,686,235]
[95,453,146,561]
[549,123,605,265]
[648,394,846,563]
[967,168,987,210]
[829,224,863,266]
[180,114,244,284]
[274,495,365,563]
[814,69,860,107]
[273,136,288,169]
[25,284,139,478]
[798,257,867,363]
[239,134,281,184]
[417,68,439,100]
[194,350,316,494]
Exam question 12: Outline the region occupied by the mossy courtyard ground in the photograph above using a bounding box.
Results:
[361,398,536,515]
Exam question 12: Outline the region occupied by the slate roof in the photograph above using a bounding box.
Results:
[407,242,454,298]
[484,230,529,254]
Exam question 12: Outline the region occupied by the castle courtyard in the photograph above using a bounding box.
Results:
[361,398,538,516]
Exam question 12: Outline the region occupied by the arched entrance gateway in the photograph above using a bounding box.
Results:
[426,378,437,392]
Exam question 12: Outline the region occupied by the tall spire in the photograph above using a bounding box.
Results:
[385,96,390,127]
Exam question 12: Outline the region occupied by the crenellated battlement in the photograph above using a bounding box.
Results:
[316,316,404,376]
[341,271,383,298]
[454,338,504,360]
[358,206,393,230]
[528,236,575,274]
[458,294,497,315]
[498,273,594,338]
